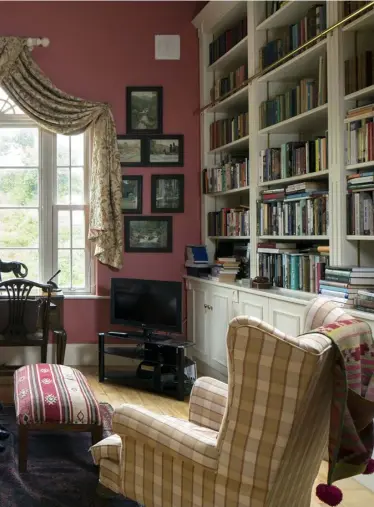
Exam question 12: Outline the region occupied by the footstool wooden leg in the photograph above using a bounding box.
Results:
[18,424,28,472]
[91,424,103,446]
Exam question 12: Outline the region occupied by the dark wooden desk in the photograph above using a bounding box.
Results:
[0,290,67,364]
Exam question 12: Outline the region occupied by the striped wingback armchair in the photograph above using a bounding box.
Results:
[91,297,351,507]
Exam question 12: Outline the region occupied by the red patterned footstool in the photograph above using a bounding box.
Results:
[14,363,103,472]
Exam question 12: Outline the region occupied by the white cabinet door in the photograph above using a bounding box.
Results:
[237,291,269,321]
[186,280,209,361]
[207,286,235,374]
[268,299,305,336]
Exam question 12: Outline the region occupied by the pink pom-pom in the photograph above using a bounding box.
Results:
[364,459,374,475]
[316,484,343,506]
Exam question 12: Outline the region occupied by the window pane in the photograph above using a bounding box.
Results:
[57,167,70,204]
[72,210,85,248]
[71,134,84,165]
[0,249,39,281]
[0,209,39,248]
[56,134,70,166]
[58,210,71,248]
[0,169,38,207]
[58,249,71,288]
[0,128,39,167]
[71,167,84,204]
[72,249,85,288]
[0,88,24,115]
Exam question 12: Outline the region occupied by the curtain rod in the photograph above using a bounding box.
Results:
[26,38,50,49]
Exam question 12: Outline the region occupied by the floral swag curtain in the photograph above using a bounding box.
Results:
[0,36,123,269]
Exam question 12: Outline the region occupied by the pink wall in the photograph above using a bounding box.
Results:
[0,1,201,343]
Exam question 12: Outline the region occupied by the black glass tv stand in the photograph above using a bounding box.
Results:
[98,331,195,400]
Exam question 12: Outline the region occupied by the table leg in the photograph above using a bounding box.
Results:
[98,333,105,383]
[54,330,68,365]
[176,347,185,401]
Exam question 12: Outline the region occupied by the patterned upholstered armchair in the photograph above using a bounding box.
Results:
[91,297,352,507]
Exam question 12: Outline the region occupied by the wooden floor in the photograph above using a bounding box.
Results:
[2,366,373,506]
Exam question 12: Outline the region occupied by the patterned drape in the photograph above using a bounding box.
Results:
[0,36,123,269]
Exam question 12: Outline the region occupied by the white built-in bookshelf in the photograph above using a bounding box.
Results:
[193,0,374,299]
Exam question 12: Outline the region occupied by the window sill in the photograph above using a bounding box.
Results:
[62,294,110,300]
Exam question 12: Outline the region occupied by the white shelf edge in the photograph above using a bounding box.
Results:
[208,36,248,72]
[259,104,328,135]
[258,38,327,84]
[208,236,250,240]
[259,170,329,187]
[345,161,374,170]
[207,85,249,114]
[347,235,374,241]
[205,186,250,197]
[256,1,295,30]
[259,235,329,240]
[209,135,250,154]
[342,8,374,32]
[344,112,374,123]
[345,84,374,101]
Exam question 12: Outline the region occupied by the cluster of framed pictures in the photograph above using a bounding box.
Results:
[122,174,184,253]
[118,87,183,167]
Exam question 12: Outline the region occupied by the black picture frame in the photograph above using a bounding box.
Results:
[121,175,143,214]
[151,174,184,213]
[126,86,163,134]
[124,216,173,253]
[145,134,184,167]
[117,135,145,167]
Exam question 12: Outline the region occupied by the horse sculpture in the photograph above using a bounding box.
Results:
[0,260,28,280]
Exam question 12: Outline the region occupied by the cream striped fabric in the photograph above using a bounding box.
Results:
[303,296,352,332]
[92,303,338,507]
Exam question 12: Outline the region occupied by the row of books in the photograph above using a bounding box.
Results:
[259,137,328,183]
[258,182,329,237]
[265,1,288,20]
[208,17,247,66]
[210,63,248,102]
[347,172,374,235]
[259,73,327,129]
[319,265,374,308]
[344,50,374,96]
[210,257,240,284]
[258,242,329,292]
[207,208,250,237]
[343,1,372,17]
[260,5,326,70]
[202,159,249,194]
[345,105,374,165]
[209,113,248,150]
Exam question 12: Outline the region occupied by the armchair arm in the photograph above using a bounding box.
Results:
[112,404,218,470]
[188,376,228,431]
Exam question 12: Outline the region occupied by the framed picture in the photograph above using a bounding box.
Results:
[151,174,184,213]
[145,134,184,167]
[126,86,163,134]
[124,216,173,253]
[121,175,142,214]
[117,135,145,167]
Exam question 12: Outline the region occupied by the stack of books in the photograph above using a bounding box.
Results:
[258,137,328,182]
[347,172,374,235]
[355,289,374,313]
[203,159,249,194]
[345,104,374,165]
[258,243,329,292]
[211,257,240,283]
[319,265,374,307]
[207,208,250,237]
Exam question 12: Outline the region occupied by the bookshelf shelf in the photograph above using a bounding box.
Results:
[206,186,250,197]
[345,161,374,171]
[347,235,374,241]
[259,104,328,135]
[258,39,327,84]
[208,36,248,73]
[208,85,248,114]
[259,235,329,241]
[209,135,250,154]
[256,1,317,31]
[345,84,374,102]
[259,171,329,187]
[342,7,374,32]
[344,112,374,123]
[208,236,251,240]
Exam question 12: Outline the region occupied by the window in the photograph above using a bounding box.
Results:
[0,89,91,292]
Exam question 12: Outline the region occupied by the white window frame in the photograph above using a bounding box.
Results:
[0,112,92,294]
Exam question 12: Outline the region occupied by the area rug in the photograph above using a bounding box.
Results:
[0,403,139,507]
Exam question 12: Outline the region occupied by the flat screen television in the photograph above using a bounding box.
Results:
[110,278,182,334]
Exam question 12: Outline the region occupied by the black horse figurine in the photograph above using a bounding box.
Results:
[0,260,28,281]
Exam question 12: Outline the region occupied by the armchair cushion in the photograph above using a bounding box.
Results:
[189,376,228,431]
[112,404,219,470]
